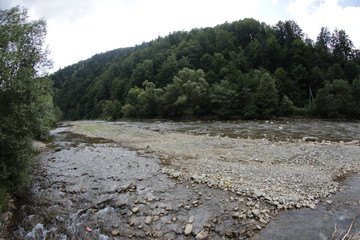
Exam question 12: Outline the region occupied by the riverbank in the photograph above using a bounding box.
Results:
[0,141,47,240]
[10,120,360,239]
[70,121,360,210]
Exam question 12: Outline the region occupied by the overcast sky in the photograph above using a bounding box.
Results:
[1,0,360,72]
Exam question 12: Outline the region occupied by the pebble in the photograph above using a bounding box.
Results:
[259,217,268,224]
[251,209,260,217]
[184,224,193,236]
[253,189,265,198]
[131,207,139,213]
[145,216,152,225]
[195,230,209,240]
[111,230,120,236]
[308,203,316,209]
[188,216,195,223]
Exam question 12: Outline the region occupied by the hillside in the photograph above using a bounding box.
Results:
[51,18,360,120]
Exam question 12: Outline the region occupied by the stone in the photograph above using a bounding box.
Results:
[184,224,193,236]
[309,203,316,209]
[173,172,181,178]
[251,209,260,217]
[111,230,120,236]
[131,207,139,213]
[302,136,318,142]
[253,189,264,198]
[188,215,195,223]
[325,200,333,204]
[195,230,209,240]
[259,217,268,224]
[145,216,152,225]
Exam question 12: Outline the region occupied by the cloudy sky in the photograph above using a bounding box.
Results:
[1,0,360,72]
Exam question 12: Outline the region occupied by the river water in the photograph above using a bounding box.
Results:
[110,119,360,142]
[10,119,360,239]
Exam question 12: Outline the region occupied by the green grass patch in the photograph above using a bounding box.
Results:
[79,123,105,132]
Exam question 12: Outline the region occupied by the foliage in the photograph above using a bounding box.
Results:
[254,73,279,118]
[0,6,56,209]
[315,79,352,118]
[51,17,360,120]
[162,68,209,117]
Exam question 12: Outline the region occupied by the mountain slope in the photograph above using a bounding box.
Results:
[52,18,360,120]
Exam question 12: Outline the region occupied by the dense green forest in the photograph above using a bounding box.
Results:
[52,18,360,120]
[0,7,57,210]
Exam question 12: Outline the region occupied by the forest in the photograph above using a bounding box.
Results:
[52,18,360,120]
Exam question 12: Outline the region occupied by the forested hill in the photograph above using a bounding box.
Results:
[52,18,360,120]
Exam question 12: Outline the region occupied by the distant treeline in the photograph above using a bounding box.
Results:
[52,18,360,120]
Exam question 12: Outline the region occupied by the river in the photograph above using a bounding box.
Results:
[10,119,360,239]
[109,119,360,142]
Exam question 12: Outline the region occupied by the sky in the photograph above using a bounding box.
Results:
[1,0,360,72]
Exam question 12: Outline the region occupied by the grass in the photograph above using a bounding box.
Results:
[78,123,108,133]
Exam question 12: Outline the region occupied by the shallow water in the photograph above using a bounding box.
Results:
[111,119,360,142]
[253,176,360,240]
[11,125,253,239]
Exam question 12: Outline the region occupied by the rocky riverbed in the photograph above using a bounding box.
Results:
[71,121,360,210]
[8,120,360,239]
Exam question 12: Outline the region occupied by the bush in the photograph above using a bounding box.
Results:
[0,6,56,210]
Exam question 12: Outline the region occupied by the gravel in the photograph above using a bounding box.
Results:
[70,121,360,210]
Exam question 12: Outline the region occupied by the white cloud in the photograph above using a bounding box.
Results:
[44,0,265,70]
[2,0,359,71]
[288,0,360,47]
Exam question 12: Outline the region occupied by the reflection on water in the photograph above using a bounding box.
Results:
[111,119,360,142]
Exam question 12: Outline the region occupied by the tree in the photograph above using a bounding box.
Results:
[262,34,281,71]
[274,67,298,103]
[99,100,122,120]
[209,80,239,118]
[315,79,352,118]
[0,6,56,208]
[215,29,236,53]
[233,18,262,48]
[315,27,332,69]
[351,77,360,117]
[130,59,154,87]
[274,20,304,46]
[162,68,209,117]
[331,29,354,62]
[254,73,279,118]
[136,80,163,118]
